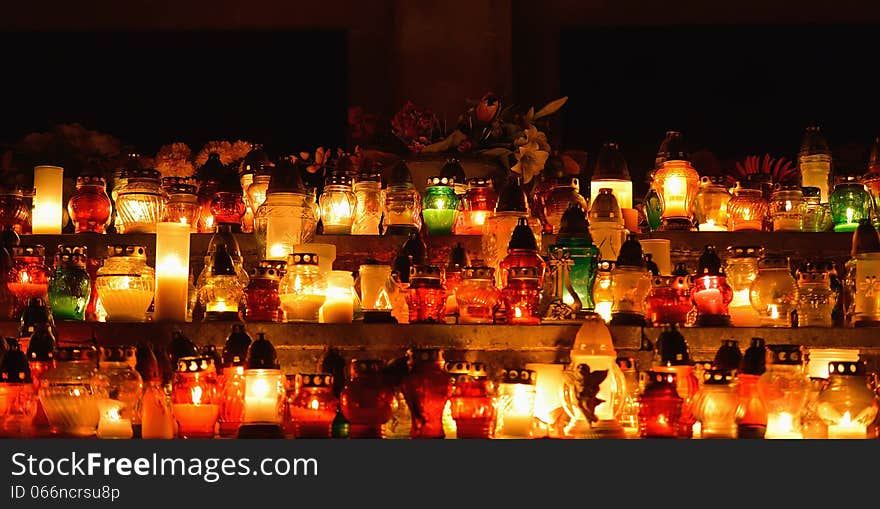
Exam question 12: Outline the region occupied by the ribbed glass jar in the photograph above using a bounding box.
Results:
[115,169,166,234]
[95,245,154,322]
[39,346,102,437]
[68,176,112,234]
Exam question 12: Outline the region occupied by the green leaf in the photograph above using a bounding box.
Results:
[533,96,569,120]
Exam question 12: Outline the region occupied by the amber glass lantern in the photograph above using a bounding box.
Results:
[238,333,285,438]
[501,266,542,325]
[454,177,497,235]
[694,176,730,231]
[735,337,768,438]
[351,169,384,235]
[588,188,627,262]
[455,265,501,324]
[653,325,700,438]
[218,325,251,437]
[482,177,542,281]
[0,339,37,437]
[499,217,546,289]
[243,261,284,323]
[646,264,692,327]
[161,179,200,229]
[340,359,394,438]
[638,371,682,438]
[727,184,769,231]
[92,346,142,439]
[592,260,615,323]
[68,175,112,234]
[691,245,733,327]
[495,368,537,438]
[171,356,219,439]
[401,348,453,438]
[7,245,50,318]
[758,344,810,439]
[691,368,738,439]
[95,245,154,322]
[319,172,356,235]
[609,234,652,326]
[769,185,805,231]
[725,245,764,327]
[115,168,167,234]
[38,345,102,437]
[0,187,31,234]
[816,361,879,439]
[198,243,245,321]
[796,261,836,327]
[542,176,587,236]
[405,265,446,323]
[447,361,496,438]
[749,254,798,327]
[653,131,699,231]
[286,373,338,438]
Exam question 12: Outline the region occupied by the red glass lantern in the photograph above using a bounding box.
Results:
[691,245,734,327]
[501,266,542,325]
[454,177,497,235]
[653,325,700,438]
[340,359,394,438]
[217,325,252,437]
[7,246,50,317]
[0,338,37,437]
[243,261,284,323]
[645,264,692,326]
[210,190,247,229]
[0,188,31,234]
[638,371,683,438]
[446,361,496,438]
[171,356,220,438]
[68,175,112,234]
[454,266,501,324]
[286,373,338,438]
[443,243,469,317]
[499,217,547,287]
[405,265,447,323]
[401,348,453,439]
[735,338,768,438]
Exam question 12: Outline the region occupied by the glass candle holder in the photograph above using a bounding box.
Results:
[7,246,50,318]
[115,169,166,234]
[358,262,392,313]
[801,186,832,232]
[691,245,733,326]
[501,266,541,325]
[171,356,219,438]
[588,188,627,262]
[690,368,738,439]
[694,176,730,231]
[495,368,537,439]
[653,325,701,438]
[340,359,394,438]
[799,124,832,203]
[162,180,200,229]
[725,245,763,327]
[0,188,32,235]
[95,245,154,322]
[552,203,600,311]
[383,163,422,236]
[542,177,588,235]
[405,265,446,323]
[68,175,112,234]
[727,186,769,231]
[638,371,683,438]
[319,270,355,323]
[320,173,356,235]
[247,173,272,213]
[498,217,546,287]
[735,338,768,438]
[749,255,798,327]
[401,348,453,439]
[216,325,251,437]
[39,346,101,437]
[758,345,810,439]
[830,180,872,232]
[0,339,38,437]
[655,155,700,231]
[256,191,320,260]
[454,177,497,235]
[609,257,652,326]
[816,361,879,439]
[455,266,501,324]
[796,263,836,327]
[279,253,325,322]
[421,176,460,235]
[769,186,805,232]
[285,373,337,438]
[447,361,496,438]
[48,245,91,321]
[646,269,692,327]
[91,346,142,439]
[243,262,284,323]
[591,142,633,210]
[210,191,247,230]
[32,165,64,234]
[846,225,880,327]
[240,336,285,433]
[351,170,384,235]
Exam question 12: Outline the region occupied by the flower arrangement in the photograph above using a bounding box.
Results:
[154,142,194,179]
[727,154,799,189]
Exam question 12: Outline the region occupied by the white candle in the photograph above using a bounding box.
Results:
[319,270,354,323]
[32,165,64,234]
[698,219,727,231]
[154,222,191,322]
[96,400,133,439]
[827,411,867,439]
[525,363,565,426]
[766,412,802,439]
[243,370,284,424]
[359,264,392,311]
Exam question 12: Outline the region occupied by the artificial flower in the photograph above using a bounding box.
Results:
[154,142,194,179]
[511,140,550,185]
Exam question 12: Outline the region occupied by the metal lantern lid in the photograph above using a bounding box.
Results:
[801,186,821,199]
[797,264,830,284]
[388,161,415,188]
[447,243,470,272]
[495,176,528,213]
[470,362,489,379]
[249,264,283,281]
[799,123,831,157]
[169,330,199,366]
[120,168,162,181]
[727,245,764,259]
[740,338,767,375]
[700,175,727,187]
[501,368,536,385]
[592,142,631,180]
[589,187,621,221]
[615,233,645,268]
[671,263,690,278]
[439,157,466,183]
[162,176,196,189]
[462,266,495,281]
[697,245,724,276]
[210,243,237,277]
[325,172,353,188]
[0,338,31,383]
[656,325,690,366]
[409,347,444,364]
[852,219,880,255]
[56,244,88,257]
[75,175,106,187]
[702,368,735,386]
[508,217,538,251]
[297,373,334,388]
[350,358,384,377]
[246,332,280,370]
[268,156,307,194]
[287,253,319,266]
[767,344,804,366]
[25,317,56,363]
[597,260,615,272]
[827,361,866,377]
[757,254,790,270]
[355,169,382,184]
[240,143,270,176]
[55,345,98,363]
[656,130,689,165]
[409,264,442,281]
[201,344,223,371]
[445,360,471,375]
[105,244,147,259]
[99,345,136,364]
[643,371,679,392]
[557,202,593,242]
[392,232,428,285]
[164,182,198,196]
[223,324,253,367]
[176,355,215,373]
[467,176,493,188]
[507,265,540,280]
[135,342,161,383]
[645,254,660,277]
[714,340,743,371]
[12,245,45,258]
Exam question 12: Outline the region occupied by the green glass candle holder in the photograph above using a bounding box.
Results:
[422,176,460,235]
[829,181,871,233]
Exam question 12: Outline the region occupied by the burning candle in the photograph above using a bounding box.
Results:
[698,219,727,231]
[525,363,565,430]
[319,270,354,323]
[826,411,866,439]
[172,386,220,438]
[495,369,537,439]
[154,221,191,322]
[96,399,133,439]
[32,165,64,234]
[765,412,802,439]
[172,356,220,439]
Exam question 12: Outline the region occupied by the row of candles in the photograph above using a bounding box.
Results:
[1,319,877,439]
[5,199,880,329]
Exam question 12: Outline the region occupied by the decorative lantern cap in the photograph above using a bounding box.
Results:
[462,266,495,281]
[799,123,831,157]
[210,243,237,277]
[246,332,280,370]
[827,361,865,377]
[409,347,444,364]
[355,169,382,185]
[556,202,593,242]
[99,345,136,364]
[445,361,471,375]
[713,340,743,371]
[409,264,442,281]
[656,325,690,366]
[75,175,106,187]
[325,172,353,188]
[0,338,30,383]
[388,161,415,188]
[507,265,540,281]
[615,234,645,268]
[469,362,489,379]
[176,355,215,373]
[447,243,470,272]
[296,373,334,388]
[268,156,307,194]
[697,245,724,276]
[643,371,679,394]
[589,188,622,221]
[495,176,528,213]
[287,253,319,266]
[592,142,631,181]
[240,143,270,176]
[508,217,538,251]
[120,168,162,181]
[169,330,199,365]
[135,342,161,383]
[671,263,690,277]
[105,245,147,259]
[439,157,466,183]
[645,254,660,277]
[501,368,536,385]
[55,345,97,363]
[466,176,493,188]
[767,344,804,366]
[258,260,287,277]
[223,324,253,367]
[349,358,384,377]
[740,338,767,375]
[12,245,45,258]
[702,368,735,385]
[727,245,764,259]
[248,264,283,280]
[597,260,615,272]
[656,130,689,164]
[757,254,790,270]
[852,219,880,255]
[572,316,616,356]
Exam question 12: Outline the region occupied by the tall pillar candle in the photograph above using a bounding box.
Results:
[640,239,672,276]
[32,165,64,234]
[154,221,191,322]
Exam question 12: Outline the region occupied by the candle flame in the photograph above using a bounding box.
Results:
[269,243,287,259]
[251,377,270,398]
[785,200,792,212]
[179,217,188,225]
[309,399,320,411]
[293,274,303,293]
[20,272,29,284]
[595,301,612,323]
[769,304,780,320]
[105,406,122,422]
[375,288,392,310]
[840,411,852,426]
[472,211,488,226]
[191,386,203,405]
[514,306,523,318]
[657,414,667,425]
[204,216,214,229]
[706,218,715,227]
[846,207,854,224]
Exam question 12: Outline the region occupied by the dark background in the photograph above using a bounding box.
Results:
[0,30,348,156]
[559,24,880,195]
